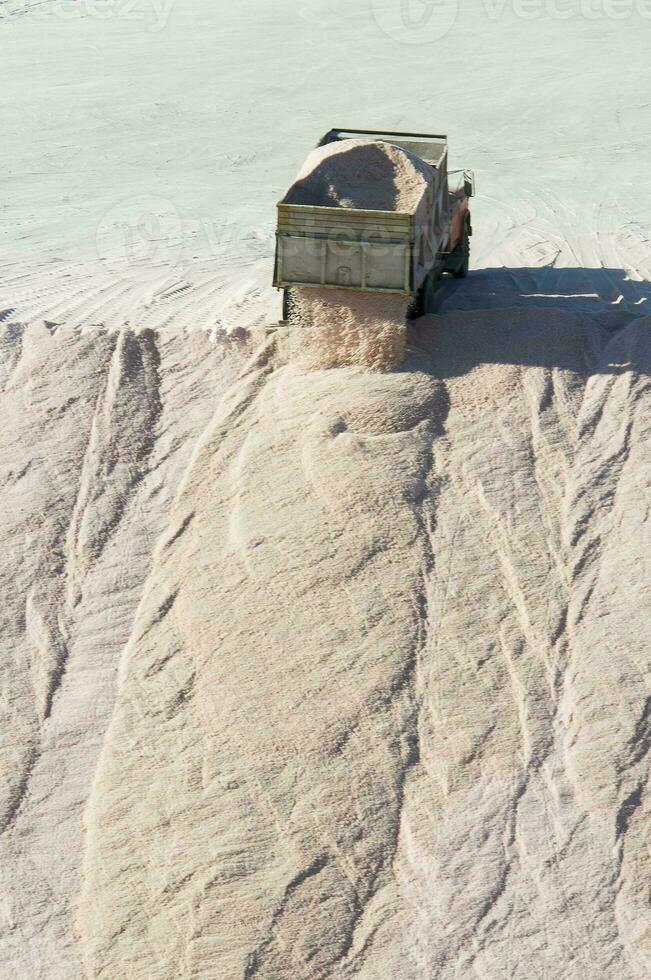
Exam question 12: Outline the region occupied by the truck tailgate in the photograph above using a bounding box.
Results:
[274,204,414,295]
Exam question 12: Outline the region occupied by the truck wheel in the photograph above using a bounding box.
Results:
[408,289,424,319]
[408,279,427,318]
[421,270,440,314]
[453,228,470,278]
[409,269,440,318]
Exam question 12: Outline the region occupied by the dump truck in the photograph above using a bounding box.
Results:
[273,128,475,319]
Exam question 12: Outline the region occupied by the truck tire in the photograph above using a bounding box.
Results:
[421,269,440,315]
[410,267,440,318]
[453,227,470,278]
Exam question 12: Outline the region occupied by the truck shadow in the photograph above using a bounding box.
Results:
[411,267,651,378]
[434,266,650,319]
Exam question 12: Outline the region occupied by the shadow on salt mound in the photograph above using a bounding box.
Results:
[437,266,651,323]
[282,139,433,213]
[412,308,651,379]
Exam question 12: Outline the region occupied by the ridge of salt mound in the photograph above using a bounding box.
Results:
[282,138,434,213]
